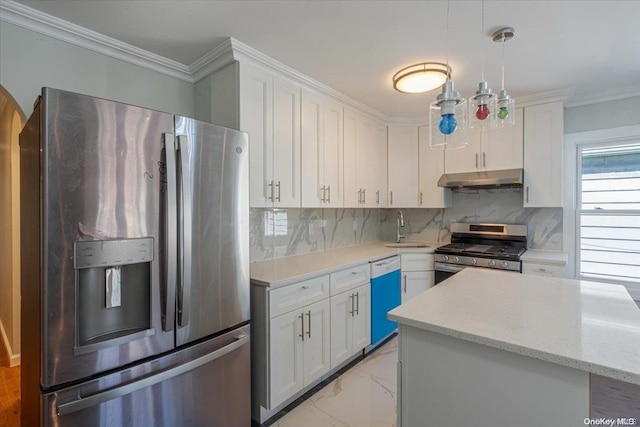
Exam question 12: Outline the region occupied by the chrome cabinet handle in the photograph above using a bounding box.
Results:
[276,181,281,202]
[358,189,362,204]
[161,133,177,332]
[475,153,479,169]
[306,310,311,338]
[176,135,192,328]
[349,294,354,316]
[327,185,331,203]
[526,186,529,203]
[376,190,380,205]
[483,152,486,168]
[299,313,305,342]
[268,180,274,201]
[355,292,359,315]
[420,192,423,206]
[321,185,326,202]
[390,191,393,205]
[403,274,407,293]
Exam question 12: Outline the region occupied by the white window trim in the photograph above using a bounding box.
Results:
[563,124,640,300]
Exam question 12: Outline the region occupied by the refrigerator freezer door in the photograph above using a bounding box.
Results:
[32,88,175,387]
[174,116,250,346]
[44,326,251,427]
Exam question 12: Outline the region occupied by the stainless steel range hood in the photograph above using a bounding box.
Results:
[437,168,524,189]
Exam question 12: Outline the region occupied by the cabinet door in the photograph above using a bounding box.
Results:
[371,121,388,207]
[418,125,451,208]
[330,291,353,369]
[388,125,419,207]
[483,108,524,171]
[323,99,344,207]
[343,108,360,208]
[523,102,564,207]
[273,76,301,207]
[357,115,375,207]
[301,89,324,207]
[444,131,481,173]
[239,63,273,208]
[351,283,371,353]
[269,310,303,408]
[401,271,433,304]
[302,299,331,386]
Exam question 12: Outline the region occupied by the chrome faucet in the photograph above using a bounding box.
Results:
[396,211,405,243]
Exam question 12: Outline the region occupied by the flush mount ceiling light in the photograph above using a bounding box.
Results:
[392,63,450,93]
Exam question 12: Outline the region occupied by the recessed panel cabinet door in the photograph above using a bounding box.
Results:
[302,299,331,386]
[301,89,324,207]
[351,283,371,353]
[388,125,419,207]
[323,99,344,207]
[273,77,301,207]
[402,272,433,304]
[483,108,524,171]
[330,291,353,369]
[343,108,360,207]
[269,311,303,409]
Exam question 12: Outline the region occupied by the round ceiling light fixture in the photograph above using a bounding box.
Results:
[392,63,451,93]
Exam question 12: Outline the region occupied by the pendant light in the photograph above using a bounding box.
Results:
[492,27,516,128]
[429,0,468,150]
[469,0,496,128]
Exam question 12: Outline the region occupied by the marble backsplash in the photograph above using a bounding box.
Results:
[250,208,382,262]
[250,189,563,262]
[379,188,563,250]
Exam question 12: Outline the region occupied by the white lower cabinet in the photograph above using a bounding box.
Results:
[269,299,330,409]
[522,262,567,278]
[330,283,371,369]
[401,253,435,303]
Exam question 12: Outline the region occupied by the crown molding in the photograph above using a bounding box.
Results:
[189,38,236,82]
[565,84,640,108]
[515,87,573,107]
[0,0,193,82]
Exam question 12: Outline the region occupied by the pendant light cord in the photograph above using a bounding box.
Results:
[501,35,506,90]
[481,0,485,81]
[445,0,450,80]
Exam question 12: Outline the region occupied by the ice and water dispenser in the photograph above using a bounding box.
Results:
[73,238,155,354]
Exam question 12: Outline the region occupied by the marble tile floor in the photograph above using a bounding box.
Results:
[258,335,399,427]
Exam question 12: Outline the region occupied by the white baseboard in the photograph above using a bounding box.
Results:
[0,318,21,367]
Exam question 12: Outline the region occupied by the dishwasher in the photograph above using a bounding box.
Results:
[369,256,401,348]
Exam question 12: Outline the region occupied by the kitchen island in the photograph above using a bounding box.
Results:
[388,269,640,427]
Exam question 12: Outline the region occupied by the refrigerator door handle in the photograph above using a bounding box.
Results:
[176,135,192,327]
[162,133,177,332]
[56,334,250,416]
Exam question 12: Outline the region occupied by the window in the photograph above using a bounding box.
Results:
[576,142,640,284]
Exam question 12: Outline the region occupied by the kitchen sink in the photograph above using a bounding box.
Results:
[384,242,430,248]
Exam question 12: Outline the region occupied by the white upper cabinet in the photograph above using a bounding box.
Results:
[301,90,343,208]
[418,125,451,208]
[240,62,301,208]
[344,109,387,208]
[445,108,524,173]
[388,125,419,208]
[523,102,564,207]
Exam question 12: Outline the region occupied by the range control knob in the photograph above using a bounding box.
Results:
[471,258,477,265]
[443,255,449,262]
[501,261,509,269]
[454,256,460,264]
[488,260,497,268]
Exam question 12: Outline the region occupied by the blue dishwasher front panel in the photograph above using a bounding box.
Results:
[370,269,401,345]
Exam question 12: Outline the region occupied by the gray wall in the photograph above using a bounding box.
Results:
[0,22,195,118]
[565,96,640,134]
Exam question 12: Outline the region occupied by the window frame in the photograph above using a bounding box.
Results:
[564,125,640,300]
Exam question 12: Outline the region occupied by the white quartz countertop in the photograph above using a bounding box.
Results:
[388,268,640,385]
[250,241,441,288]
[521,250,568,265]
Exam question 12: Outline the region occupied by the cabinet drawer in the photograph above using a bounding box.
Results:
[269,276,330,318]
[330,264,370,295]
[401,253,434,272]
[522,263,566,278]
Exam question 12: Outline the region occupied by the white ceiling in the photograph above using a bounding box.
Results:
[11,0,640,117]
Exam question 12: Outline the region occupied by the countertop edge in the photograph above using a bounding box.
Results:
[388,312,640,386]
[521,250,568,266]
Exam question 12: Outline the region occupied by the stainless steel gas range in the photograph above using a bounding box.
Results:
[435,223,527,284]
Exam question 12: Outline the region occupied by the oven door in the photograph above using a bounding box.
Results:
[434,262,466,285]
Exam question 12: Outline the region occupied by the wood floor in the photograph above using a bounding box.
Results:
[0,340,20,427]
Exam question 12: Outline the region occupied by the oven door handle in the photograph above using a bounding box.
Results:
[434,263,466,273]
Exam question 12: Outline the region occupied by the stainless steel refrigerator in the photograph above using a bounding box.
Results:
[20,88,251,426]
